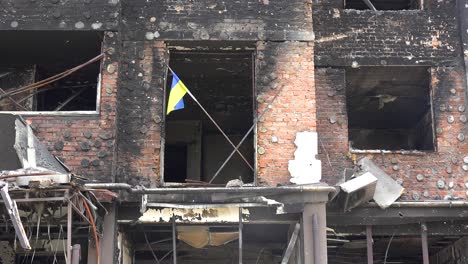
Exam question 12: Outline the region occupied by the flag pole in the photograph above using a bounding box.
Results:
[166,67,254,171]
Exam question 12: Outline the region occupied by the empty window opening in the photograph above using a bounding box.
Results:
[346,67,434,151]
[164,51,254,184]
[0,31,103,112]
[344,0,420,10]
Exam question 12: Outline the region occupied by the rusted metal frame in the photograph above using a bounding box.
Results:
[421,223,429,264]
[167,67,254,172]
[239,207,243,264]
[281,223,300,264]
[362,0,377,11]
[172,220,177,264]
[0,196,65,203]
[366,225,374,264]
[54,87,87,111]
[0,183,31,250]
[0,87,28,110]
[209,81,286,184]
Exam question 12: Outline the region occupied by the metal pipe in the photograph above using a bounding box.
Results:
[172,221,177,264]
[83,183,336,195]
[421,223,429,264]
[67,200,73,264]
[312,214,320,264]
[72,244,81,264]
[239,207,243,264]
[366,226,373,264]
[365,201,468,208]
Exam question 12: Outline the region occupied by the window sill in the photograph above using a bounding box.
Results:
[0,111,100,117]
[349,148,432,155]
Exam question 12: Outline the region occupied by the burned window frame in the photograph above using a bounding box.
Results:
[0,31,105,116]
[160,42,258,186]
[346,66,437,153]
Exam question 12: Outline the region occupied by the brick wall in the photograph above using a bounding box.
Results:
[256,41,316,186]
[25,32,119,182]
[316,66,468,200]
[314,0,460,66]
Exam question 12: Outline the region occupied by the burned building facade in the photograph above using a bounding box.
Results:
[0,0,466,263]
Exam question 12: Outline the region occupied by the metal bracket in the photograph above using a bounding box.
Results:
[140,194,148,214]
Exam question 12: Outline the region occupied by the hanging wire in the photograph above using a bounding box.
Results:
[383,231,396,264]
[0,52,105,100]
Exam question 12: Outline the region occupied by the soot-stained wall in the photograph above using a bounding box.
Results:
[116,41,167,187]
[313,0,460,66]
[121,0,314,41]
[0,0,120,31]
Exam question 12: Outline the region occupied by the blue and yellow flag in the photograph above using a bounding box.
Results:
[167,72,188,115]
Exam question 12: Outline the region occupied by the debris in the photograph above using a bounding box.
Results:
[0,183,31,249]
[358,157,404,209]
[336,172,378,212]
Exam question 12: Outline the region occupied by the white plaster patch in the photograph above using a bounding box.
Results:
[288,131,322,184]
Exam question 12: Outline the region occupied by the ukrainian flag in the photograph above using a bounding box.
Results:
[167,72,188,115]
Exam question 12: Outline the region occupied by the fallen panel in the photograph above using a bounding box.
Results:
[0,114,69,185]
[358,157,404,209]
[337,172,378,212]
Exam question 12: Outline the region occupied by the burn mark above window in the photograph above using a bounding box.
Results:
[0,31,103,113]
[346,67,435,151]
[344,0,421,10]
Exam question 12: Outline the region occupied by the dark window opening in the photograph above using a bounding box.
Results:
[344,0,420,10]
[0,31,103,112]
[346,67,435,151]
[164,51,255,184]
[164,144,188,183]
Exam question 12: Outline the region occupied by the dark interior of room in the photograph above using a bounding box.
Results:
[0,31,103,112]
[129,224,289,264]
[346,66,434,151]
[345,0,420,10]
[164,51,254,184]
